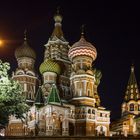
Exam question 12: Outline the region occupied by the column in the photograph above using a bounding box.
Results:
[62,119,69,136]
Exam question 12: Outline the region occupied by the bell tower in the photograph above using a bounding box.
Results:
[122,64,140,116]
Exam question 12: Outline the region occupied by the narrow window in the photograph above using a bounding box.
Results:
[130,103,134,111]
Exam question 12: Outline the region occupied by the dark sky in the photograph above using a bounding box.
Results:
[0,0,140,120]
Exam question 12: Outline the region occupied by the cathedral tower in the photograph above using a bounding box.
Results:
[42,9,71,100]
[68,29,110,136]
[39,58,61,98]
[13,30,39,104]
[68,29,99,107]
[39,60,69,136]
[122,64,140,116]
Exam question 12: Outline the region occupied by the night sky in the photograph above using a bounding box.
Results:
[0,0,140,120]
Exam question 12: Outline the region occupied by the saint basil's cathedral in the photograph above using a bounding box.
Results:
[6,10,140,137]
[5,8,140,136]
[5,10,110,136]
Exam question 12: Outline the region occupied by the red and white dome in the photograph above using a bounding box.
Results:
[68,35,97,61]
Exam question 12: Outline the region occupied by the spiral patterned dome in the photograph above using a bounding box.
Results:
[15,41,36,60]
[39,59,61,75]
[68,35,97,61]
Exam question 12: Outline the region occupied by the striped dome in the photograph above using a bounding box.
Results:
[15,41,36,60]
[39,59,61,75]
[68,35,97,61]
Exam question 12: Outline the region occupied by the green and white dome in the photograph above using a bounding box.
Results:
[39,59,61,75]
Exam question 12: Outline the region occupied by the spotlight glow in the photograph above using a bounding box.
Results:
[0,40,3,46]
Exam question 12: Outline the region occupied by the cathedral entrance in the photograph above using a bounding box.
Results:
[96,125,107,136]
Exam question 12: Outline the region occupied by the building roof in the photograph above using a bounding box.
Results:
[47,84,62,105]
[15,30,36,60]
[124,64,140,102]
[35,87,44,108]
[50,9,66,42]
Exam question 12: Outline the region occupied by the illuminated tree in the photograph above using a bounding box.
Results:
[0,60,29,128]
[93,68,102,86]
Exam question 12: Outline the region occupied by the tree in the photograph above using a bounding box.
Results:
[0,60,29,128]
[93,68,102,86]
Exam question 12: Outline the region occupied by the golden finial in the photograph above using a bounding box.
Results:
[56,6,60,15]
[131,60,135,72]
[24,29,27,41]
[54,6,62,23]
[81,24,85,37]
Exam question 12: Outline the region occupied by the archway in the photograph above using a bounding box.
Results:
[96,125,107,136]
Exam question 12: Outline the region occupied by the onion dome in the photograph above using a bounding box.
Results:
[68,28,97,61]
[15,30,36,60]
[39,59,61,75]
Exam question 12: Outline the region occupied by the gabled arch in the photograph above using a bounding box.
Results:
[15,69,25,75]
[26,70,35,76]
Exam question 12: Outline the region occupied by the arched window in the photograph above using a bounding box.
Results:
[92,109,95,114]
[100,113,103,117]
[100,126,103,132]
[82,108,85,113]
[88,90,90,96]
[88,109,91,114]
[130,103,134,111]
[130,94,133,99]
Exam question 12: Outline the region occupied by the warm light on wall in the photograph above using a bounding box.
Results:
[0,40,3,46]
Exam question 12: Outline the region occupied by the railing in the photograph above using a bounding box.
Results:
[2,135,140,140]
[96,117,110,122]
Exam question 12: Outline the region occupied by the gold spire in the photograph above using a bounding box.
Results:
[56,6,60,15]
[51,7,64,39]
[81,24,85,37]
[131,63,134,73]
[79,24,87,42]
[24,29,27,41]
[54,7,62,23]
